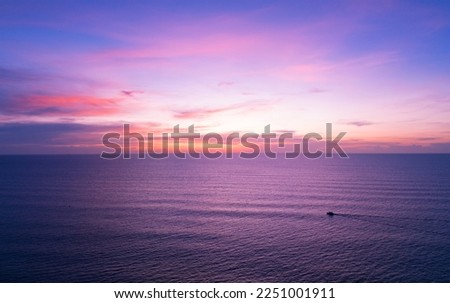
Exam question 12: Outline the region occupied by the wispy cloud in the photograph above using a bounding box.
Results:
[2,95,123,117]
[308,88,328,94]
[417,137,441,141]
[173,100,270,119]
[346,120,375,127]
[217,81,234,87]
[0,67,50,83]
[281,51,400,82]
[173,104,238,119]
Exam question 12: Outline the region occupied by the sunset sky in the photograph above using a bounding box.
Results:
[1,0,449,154]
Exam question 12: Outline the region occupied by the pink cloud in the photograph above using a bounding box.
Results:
[92,33,264,61]
[10,95,123,117]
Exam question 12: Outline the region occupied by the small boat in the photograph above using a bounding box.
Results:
[326,211,335,216]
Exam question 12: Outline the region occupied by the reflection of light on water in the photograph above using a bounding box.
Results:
[329,213,450,237]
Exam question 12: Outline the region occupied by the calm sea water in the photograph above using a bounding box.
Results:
[0,154,449,282]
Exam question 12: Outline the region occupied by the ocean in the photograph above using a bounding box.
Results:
[0,154,449,282]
